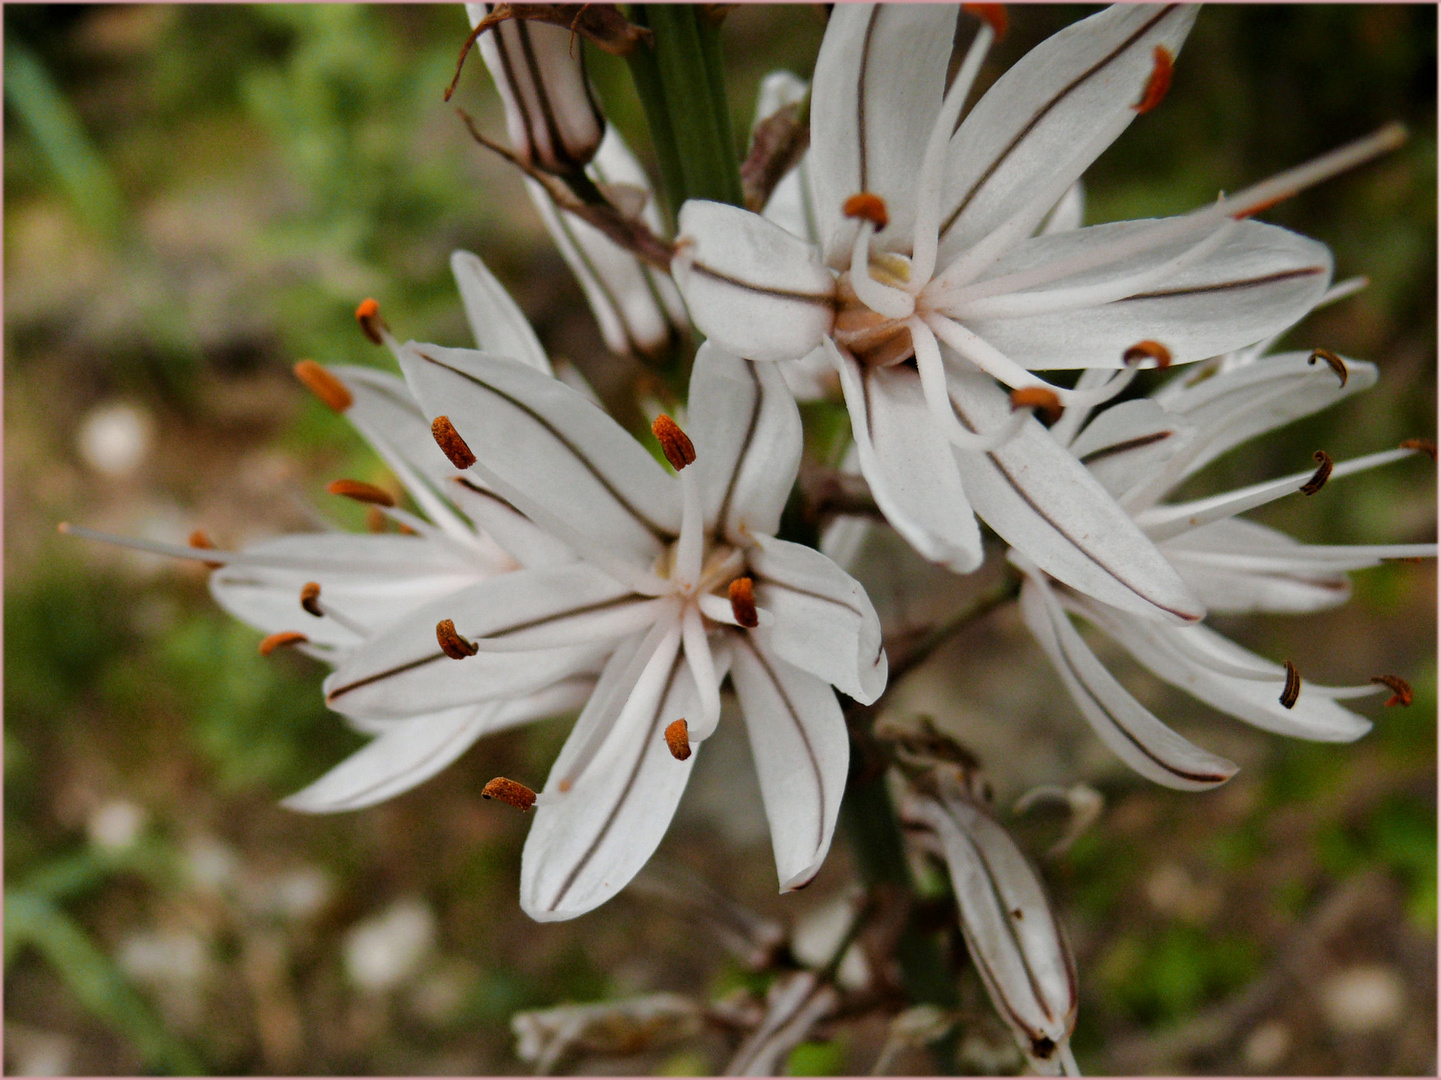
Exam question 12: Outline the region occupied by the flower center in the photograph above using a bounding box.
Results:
[833,260,920,367]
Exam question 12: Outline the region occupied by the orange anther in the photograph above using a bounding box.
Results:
[664,718,692,761]
[1122,339,1172,369]
[729,577,759,628]
[1370,674,1413,707]
[355,298,386,346]
[188,530,224,569]
[1307,348,1348,388]
[652,414,696,471]
[432,416,477,470]
[293,360,353,412]
[842,192,889,230]
[436,618,479,660]
[1401,438,1437,461]
[300,582,323,618]
[365,506,387,533]
[259,631,308,656]
[327,478,396,507]
[962,3,1007,40]
[1280,660,1301,709]
[481,777,537,811]
[1133,45,1173,115]
[1300,450,1333,496]
[1009,386,1063,425]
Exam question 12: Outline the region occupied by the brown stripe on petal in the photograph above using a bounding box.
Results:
[327,479,396,507]
[1401,438,1437,461]
[355,298,386,345]
[300,582,323,618]
[293,360,353,412]
[1132,45,1173,114]
[842,191,889,229]
[1010,386,1063,425]
[482,776,537,810]
[259,631,308,656]
[664,718,692,761]
[1122,339,1172,368]
[1300,450,1333,496]
[1370,674,1413,707]
[431,415,477,469]
[652,414,696,471]
[729,577,759,628]
[962,3,1007,39]
[1307,348,1348,387]
[1280,660,1301,709]
[436,618,479,660]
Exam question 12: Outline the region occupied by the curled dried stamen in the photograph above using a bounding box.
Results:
[652,414,696,471]
[259,631,308,656]
[1400,438,1437,461]
[431,416,477,470]
[1300,450,1333,496]
[188,530,223,570]
[1280,660,1301,709]
[293,360,353,412]
[436,618,478,660]
[664,718,692,761]
[1132,45,1174,115]
[482,777,537,811]
[962,3,1007,39]
[1122,339,1172,369]
[729,577,759,628]
[1370,674,1413,707]
[842,191,889,229]
[300,582,323,618]
[1307,348,1348,387]
[327,479,396,507]
[354,298,387,346]
[1009,386,1063,425]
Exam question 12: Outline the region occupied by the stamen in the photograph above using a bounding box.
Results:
[436,618,479,660]
[481,777,537,811]
[293,360,353,412]
[326,479,396,507]
[365,507,387,533]
[729,577,760,628]
[1123,340,1172,369]
[652,414,696,471]
[355,298,387,346]
[1401,438,1437,461]
[1300,450,1333,496]
[1307,348,1348,387]
[962,3,1007,39]
[1132,46,1174,114]
[431,416,477,469]
[300,582,323,617]
[259,631,308,656]
[842,192,889,230]
[1010,387,1063,425]
[1280,660,1302,709]
[188,530,223,569]
[664,718,692,761]
[1370,675,1413,707]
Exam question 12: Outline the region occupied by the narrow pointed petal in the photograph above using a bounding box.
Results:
[333,365,466,494]
[398,341,680,577]
[521,624,697,921]
[342,676,594,738]
[1162,518,1352,614]
[731,638,849,892]
[450,249,552,372]
[283,702,507,813]
[949,367,1204,623]
[1018,578,1237,790]
[445,476,577,569]
[830,340,985,573]
[939,4,1197,256]
[687,343,803,543]
[1068,398,1190,497]
[673,200,836,363]
[1039,183,1086,235]
[747,532,886,704]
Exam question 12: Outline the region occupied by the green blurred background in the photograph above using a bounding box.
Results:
[5,5,1436,1074]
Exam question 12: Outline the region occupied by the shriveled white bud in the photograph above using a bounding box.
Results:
[724,971,839,1077]
[511,992,702,1074]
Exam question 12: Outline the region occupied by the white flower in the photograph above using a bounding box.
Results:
[672,3,1403,625]
[325,317,885,920]
[1015,307,1436,789]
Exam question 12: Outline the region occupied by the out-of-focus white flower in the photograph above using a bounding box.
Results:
[511,993,703,1074]
[343,897,436,994]
[77,401,153,478]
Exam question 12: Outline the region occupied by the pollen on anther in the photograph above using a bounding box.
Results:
[1401,438,1438,461]
[664,718,692,761]
[729,577,760,628]
[1133,45,1174,115]
[1123,339,1172,369]
[300,582,324,618]
[652,414,696,471]
[1308,348,1348,387]
[259,631,308,657]
[355,298,386,346]
[188,530,224,569]
[1010,386,1063,425]
[842,192,889,230]
[436,618,479,660]
[1300,450,1333,496]
[432,416,477,469]
[962,3,1007,40]
[1370,674,1413,707]
[293,360,353,412]
[1280,660,1302,709]
[481,776,537,811]
[327,478,396,507]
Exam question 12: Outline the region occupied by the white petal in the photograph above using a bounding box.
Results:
[730,638,848,891]
[1068,397,1190,497]
[1018,577,1237,791]
[673,200,836,363]
[1039,182,1085,235]
[283,702,509,813]
[747,532,887,704]
[444,475,577,569]
[830,340,985,574]
[939,4,1196,256]
[1162,518,1352,614]
[450,249,552,373]
[948,367,1204,623]
[686,342,802,544]
[808,3,958,264]
[398,341,680,580]
[333,365,463,493]
[521,623,698,921]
